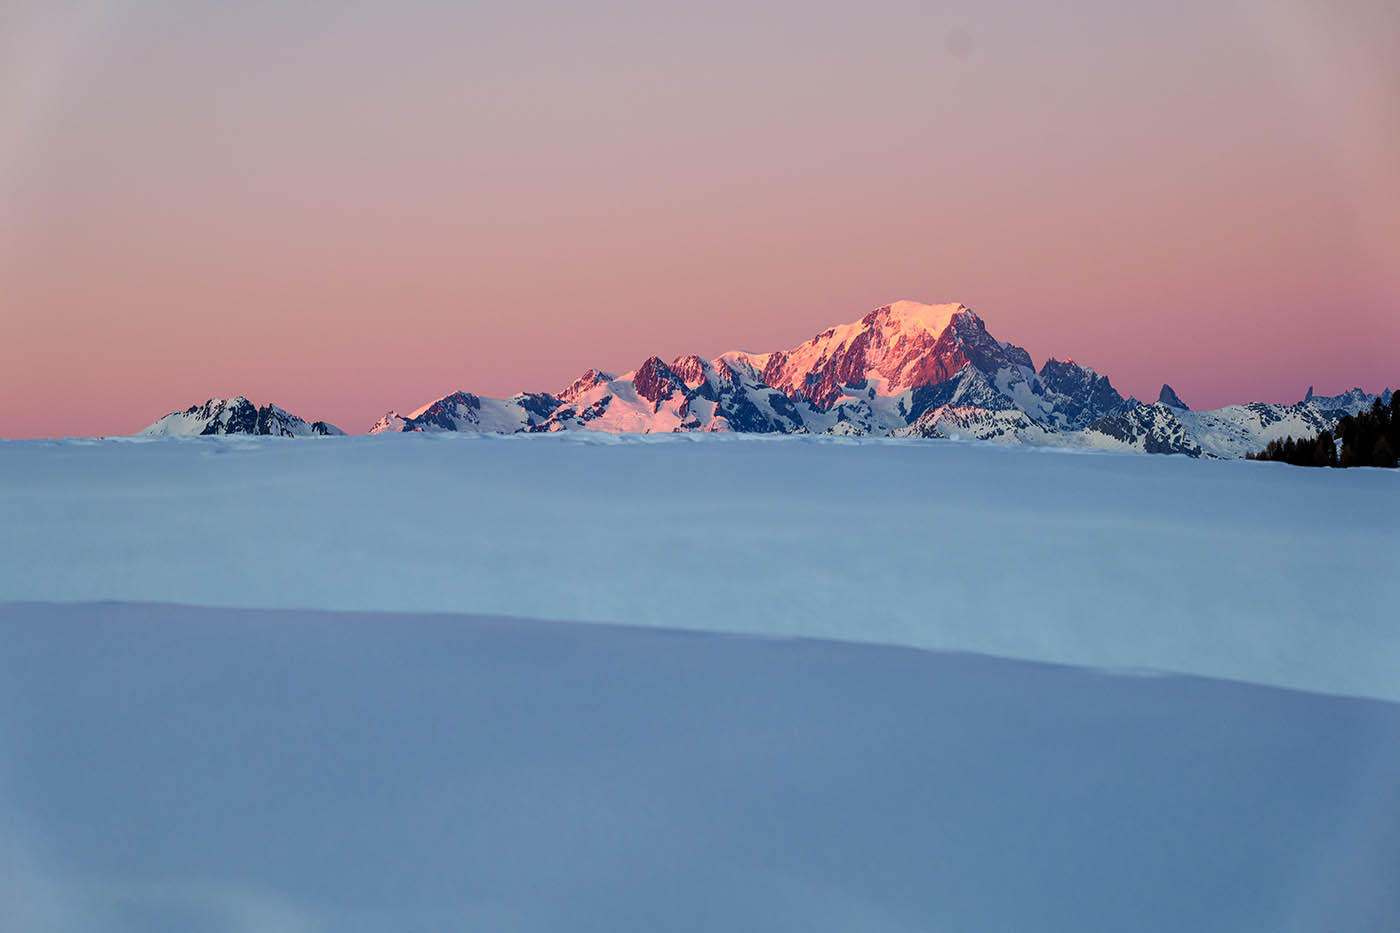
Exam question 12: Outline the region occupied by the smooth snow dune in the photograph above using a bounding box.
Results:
[2,602,1398,933]
[0,433,1396,700]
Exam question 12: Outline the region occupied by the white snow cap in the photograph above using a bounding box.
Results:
[879,300,971,334]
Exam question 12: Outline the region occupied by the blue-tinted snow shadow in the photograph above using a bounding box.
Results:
[1,601,1397,933]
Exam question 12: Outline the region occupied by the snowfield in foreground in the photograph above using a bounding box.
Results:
[1,432,1397,700]
[2,602,1398,933]
[2,434,1397,931]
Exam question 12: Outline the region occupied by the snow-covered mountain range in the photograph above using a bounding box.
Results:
[362,300,1389,458]
[139,301,1388,457]
[139,397,343,437]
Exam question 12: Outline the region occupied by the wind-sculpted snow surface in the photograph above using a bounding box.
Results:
[2,603,1398,933]
[1,433,1396,700]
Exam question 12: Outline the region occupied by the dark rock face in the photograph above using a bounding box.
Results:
[410,392,481,431]
[532,394,614,432]
[668,355,709,387]
[950,312,1034,374]
[254,405,304,437]
[558,369,613,404]
[172,397,342,436]
[902,405,1037,440]
[1038,360,1129,428]
[1087,406,1202,457]
[196,398,259,435]
[194,399,286,435]
[906,367,1013,423]
[515,393,562,421]
[757,306,1034,411]
[667,355,720,402]
[633,357,682,407]
[764,392,805,429]
[1244,402,1283,428]
[1157,384,1190,410]
[764,331,874,410]
[712,388,780,432]
[711,359,752,389]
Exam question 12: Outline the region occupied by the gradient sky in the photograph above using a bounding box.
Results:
[2,0,1397,437]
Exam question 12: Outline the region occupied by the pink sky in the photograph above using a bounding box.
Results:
[2,0,1397,437]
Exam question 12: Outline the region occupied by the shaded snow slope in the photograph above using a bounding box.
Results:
[2,602,1398,933]
[1,434,1395,700]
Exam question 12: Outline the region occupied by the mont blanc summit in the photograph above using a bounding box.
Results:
[358,300,1388,459]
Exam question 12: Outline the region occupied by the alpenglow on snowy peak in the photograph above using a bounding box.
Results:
[139,397,344,437]
[363,299,1390,458]
[131,302,1387,457]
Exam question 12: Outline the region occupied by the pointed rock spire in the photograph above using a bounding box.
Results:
[1157,384,1189,410]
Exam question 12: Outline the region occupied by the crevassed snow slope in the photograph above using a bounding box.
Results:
[2,603,1397,933]
[1,433,1396,700]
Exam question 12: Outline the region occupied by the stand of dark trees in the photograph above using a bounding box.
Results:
[1246,394,1399,468]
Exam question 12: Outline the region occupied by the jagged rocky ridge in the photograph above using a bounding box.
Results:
[367,300,1391,458]
[140,397,343,437]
